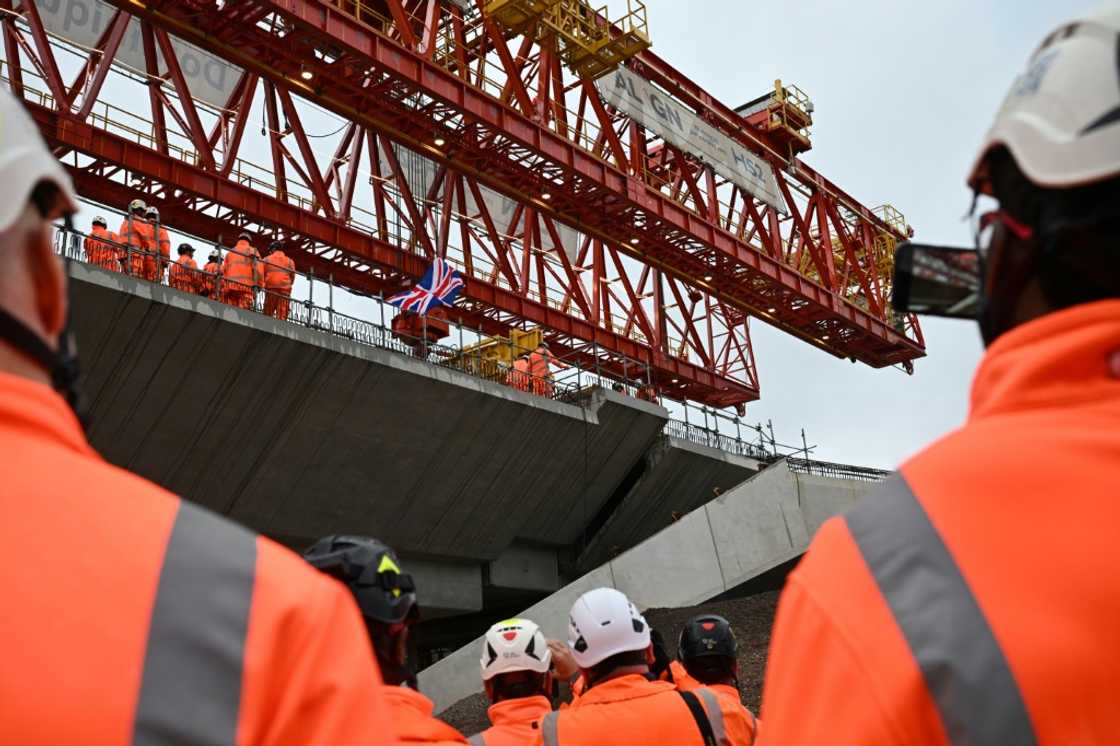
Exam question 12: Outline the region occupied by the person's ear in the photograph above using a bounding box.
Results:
[645,644,655,665]
[394,627,410,666]
[29,219,66,342]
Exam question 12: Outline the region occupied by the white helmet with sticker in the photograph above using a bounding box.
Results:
[969,3,1120,192]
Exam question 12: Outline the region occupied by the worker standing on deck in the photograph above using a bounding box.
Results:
[304,535,470,746]
[222,232,260,309]
[145,206,171,283]
[529,342,567,397]
[82,216,120,272]
[508,354,532,392]
[201,248,222,298]
[118,198,152,277]
[262,240,296,320]
[761,7,1120,744]
[169,243,200,294]
[670,615,758,745]
[471,618,554,746]
[532,588,726,746]
[0,86,393,745]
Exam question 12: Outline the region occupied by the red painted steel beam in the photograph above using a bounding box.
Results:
[31,102,756,403]
[103,0,921,370]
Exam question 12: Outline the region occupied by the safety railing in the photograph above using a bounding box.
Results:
[785,458,892,483]
[54,224,613,406]
[663,418,772,460]
[59,221,815,460]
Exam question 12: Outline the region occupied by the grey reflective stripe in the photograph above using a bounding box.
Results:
[694,688,729,746]
[846,475,1037,746]
[132,500,258,746]
[467,734,487,746]
[541,711,560,746]
[746,707,757,746]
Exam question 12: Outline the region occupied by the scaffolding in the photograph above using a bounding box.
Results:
[736,79,814,155]
[485,0,651,77]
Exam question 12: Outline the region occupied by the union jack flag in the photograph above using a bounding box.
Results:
[388,257,464,315]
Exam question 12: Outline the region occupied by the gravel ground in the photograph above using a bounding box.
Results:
[437,591,779,735]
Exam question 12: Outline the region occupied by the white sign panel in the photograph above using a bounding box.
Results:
[29,0,242,109]
[597,66,786,214]
[383,144,583,263]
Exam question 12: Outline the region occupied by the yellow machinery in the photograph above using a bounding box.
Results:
[446,327,544,381]
[794,205,910,311]
[485,0,651,78]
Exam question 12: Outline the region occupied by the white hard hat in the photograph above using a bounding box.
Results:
[0,88,77,232]
[969,3,1120,194]
[567,587,650,668]
[480,618,552,681]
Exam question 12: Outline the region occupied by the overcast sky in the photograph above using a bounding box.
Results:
[629,0,1094,467]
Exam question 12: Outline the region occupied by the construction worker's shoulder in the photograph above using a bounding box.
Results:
[382,685,470,744]
[549,677,705,745]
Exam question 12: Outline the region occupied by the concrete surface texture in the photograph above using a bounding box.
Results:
[417,459,882,711]
[576,436,761,572]
[68,265,669,562]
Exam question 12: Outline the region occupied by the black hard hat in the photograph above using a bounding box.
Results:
[268,240,283,251]
[678,614,737,661]
[178,243,194,255]
[302,535,418,624]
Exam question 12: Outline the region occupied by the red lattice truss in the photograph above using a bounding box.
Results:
[1,0,924,408]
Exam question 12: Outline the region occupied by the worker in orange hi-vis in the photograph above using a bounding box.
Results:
[169,243,200,294]
[145,206,171,283]
[262,240,296,320]
[82,215,121,272]
[508,354,531,392]
[529,341,567,397]
[530,588,727,746]
[118,198,152,278]
[0,87,393,745]
[304,536,470,746]
[222,232,260,310]
[201,248,222,299]
[471,619,555,746]
[669,615,758,746]
[760,8,1120,745]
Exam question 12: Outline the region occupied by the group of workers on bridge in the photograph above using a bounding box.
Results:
[2,5,1120,744]
[81,203,296,320]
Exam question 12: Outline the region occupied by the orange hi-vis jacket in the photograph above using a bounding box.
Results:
[83,225,120,271]
[468,695,552,746]
[528,346,567,380]
[118,216,153,276]
[223,240,260,294]
[203,260,221,296]
[145,225,171,280]
[667,661,758,746]
[760,300,1120,746]
[667,658,757,739]
[263,250,295,293]
[383,685,469,745]
[509,357,531,392]
[0,372,394,745]
[533,673,722,746]
[169,255,200,293]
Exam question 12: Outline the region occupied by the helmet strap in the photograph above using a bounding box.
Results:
[0,302,87,429]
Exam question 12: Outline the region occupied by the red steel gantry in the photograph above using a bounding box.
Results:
[1,0,924,409]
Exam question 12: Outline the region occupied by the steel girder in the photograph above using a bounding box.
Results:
[3,0,924,407]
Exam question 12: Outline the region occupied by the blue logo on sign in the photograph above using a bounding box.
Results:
[1012,50,1058,98]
